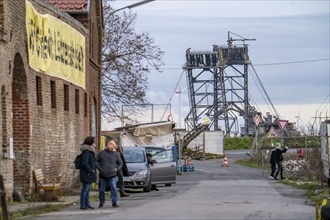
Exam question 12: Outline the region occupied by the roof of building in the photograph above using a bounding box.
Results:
[45,0,88,12]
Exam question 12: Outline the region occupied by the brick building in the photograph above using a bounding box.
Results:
[0,0,103,198]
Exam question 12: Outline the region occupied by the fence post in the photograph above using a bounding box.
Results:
[202,131,205,159]
[0,175,8,220]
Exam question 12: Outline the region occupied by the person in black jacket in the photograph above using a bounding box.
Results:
[274,145,288,180]
[96,139,123,208]
[79,136,97,210]
[146,153,159,191]
[269,148,276,179]
[113,139,129,197]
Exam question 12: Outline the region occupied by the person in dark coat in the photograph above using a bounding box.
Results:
[96,139,123,208]
[113,139,129,197]
[79,136,97,210]
[274,145,289,180]
[269,148,276,179]
[146,153,159,191]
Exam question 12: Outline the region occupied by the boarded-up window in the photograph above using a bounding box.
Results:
[50,80,56,109]
[0,1,4,31]
[84,93,87,117]
[64,84,69,111]
[36,76,42,106]
[75,89,79,114]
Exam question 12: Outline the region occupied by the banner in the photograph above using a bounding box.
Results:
[25,0,85,89]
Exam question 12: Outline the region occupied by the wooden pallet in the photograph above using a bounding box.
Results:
[178,165,195,172]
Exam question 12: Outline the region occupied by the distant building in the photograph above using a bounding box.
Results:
[0,0,103,199]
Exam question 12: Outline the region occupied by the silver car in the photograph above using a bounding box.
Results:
[145,146,177,187]
[122,147,151,192]
[122,146,177,192]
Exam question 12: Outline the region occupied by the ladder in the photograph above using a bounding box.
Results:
[181,123,209,150]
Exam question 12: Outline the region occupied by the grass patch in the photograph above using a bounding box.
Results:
[9,204,69,220]
[225,137,253,150]
[235,158,262,169]
[281,179,329,206]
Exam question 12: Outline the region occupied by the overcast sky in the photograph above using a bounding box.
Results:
[103,0,330,132]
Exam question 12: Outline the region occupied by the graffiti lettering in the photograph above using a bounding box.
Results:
[27,19,84,72]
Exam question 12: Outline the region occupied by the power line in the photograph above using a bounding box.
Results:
[158,58,330,70]
[253,58,330,66]
[250,64,281,119]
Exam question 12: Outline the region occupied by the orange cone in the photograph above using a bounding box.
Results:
[187,157,191,166]
[223,156,229,167]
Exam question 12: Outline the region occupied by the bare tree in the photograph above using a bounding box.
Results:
[102,3,164,123]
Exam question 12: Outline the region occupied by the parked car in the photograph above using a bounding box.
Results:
[122,146,177,192]
[122,147,151,192]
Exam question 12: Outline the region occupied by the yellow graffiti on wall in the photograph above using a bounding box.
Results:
[25,0,85,89]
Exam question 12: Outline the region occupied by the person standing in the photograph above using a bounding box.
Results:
[79,136,97,210]
[269,147,276,179]
[274,145,289,180]
[146,153,159,191]
[113,139,129,197]
[96,139,123,208]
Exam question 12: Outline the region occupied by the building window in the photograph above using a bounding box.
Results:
[64,84,69,111]
[36,76,42,105]
[84,93,87,117]
[50,80,56,109]
[75,89,79,114]
[1,85,7,152]
[0,0,4,32]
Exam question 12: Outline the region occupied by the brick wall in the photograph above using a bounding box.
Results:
[0,0,102,198]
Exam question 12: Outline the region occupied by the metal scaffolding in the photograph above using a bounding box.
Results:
[184,32,258,136]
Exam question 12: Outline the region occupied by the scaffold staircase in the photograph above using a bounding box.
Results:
[181,123,209,150]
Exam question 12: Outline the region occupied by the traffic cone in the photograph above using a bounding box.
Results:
[222,156,229,167]
[187,157,191,166]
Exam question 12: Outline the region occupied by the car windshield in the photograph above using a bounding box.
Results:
[123,150,146,163]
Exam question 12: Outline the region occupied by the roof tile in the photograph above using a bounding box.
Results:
[45,0,88,12]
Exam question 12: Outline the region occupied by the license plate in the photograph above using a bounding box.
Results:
[123,176,131,182]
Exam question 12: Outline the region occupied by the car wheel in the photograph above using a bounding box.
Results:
[165,184,171,187]
[143,179,152,192]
